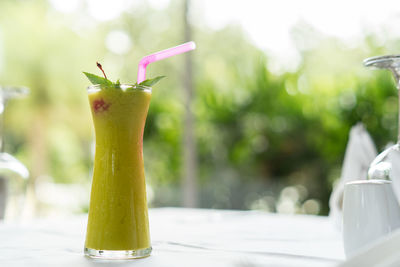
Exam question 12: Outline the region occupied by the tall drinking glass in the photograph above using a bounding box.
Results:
[84,84,152,259]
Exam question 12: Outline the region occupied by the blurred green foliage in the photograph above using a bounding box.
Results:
[0,0,398,215]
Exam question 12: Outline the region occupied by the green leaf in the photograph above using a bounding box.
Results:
[83,72,113,86]
[139,76,166,87]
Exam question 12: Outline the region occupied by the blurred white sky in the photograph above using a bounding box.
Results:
[49,0,400,70]
[195,0,400,71]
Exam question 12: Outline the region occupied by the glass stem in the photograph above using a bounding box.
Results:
[389,67,400,144]
[394,68,400,145]
[398,88,400,144]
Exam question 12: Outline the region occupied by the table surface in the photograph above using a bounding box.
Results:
[0,208,345,267]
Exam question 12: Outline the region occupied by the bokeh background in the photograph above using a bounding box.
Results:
[0,0,399,218]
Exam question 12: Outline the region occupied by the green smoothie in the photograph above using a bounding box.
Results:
[85,84,152,253]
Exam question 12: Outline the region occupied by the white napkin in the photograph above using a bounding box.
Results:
[329,123,377,229]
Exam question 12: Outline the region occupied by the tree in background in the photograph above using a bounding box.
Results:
[182,0,198,207]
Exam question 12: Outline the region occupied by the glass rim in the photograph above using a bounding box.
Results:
[364,55,400,68]
[0,86,29,96]
[87,84,152,93]
[346,179,391,186]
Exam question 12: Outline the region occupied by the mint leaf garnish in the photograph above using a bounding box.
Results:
[83,72,113,86]
[84,62,114,87]
[139,76,166,87]
[84,62,165,89]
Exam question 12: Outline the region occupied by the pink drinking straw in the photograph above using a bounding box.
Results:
[137,41,196,84]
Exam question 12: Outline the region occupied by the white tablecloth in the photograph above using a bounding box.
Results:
[0,208,345,267]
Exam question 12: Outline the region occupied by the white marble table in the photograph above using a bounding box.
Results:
[0,208,345,267]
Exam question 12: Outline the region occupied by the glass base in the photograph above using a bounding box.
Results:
[84,247,152,259]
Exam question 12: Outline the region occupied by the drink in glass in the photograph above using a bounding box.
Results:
[84,84,152,259]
